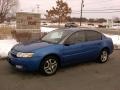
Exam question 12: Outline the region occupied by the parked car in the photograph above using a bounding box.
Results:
[112,24,120,29]
[8,28,113,76]
[98,25,106,28]
[41,22,48,26]
[65,22,78,27]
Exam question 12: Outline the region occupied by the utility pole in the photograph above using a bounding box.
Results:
[80,0,84,26]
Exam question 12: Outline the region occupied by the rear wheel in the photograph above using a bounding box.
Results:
[98,49,109,63]
[40,56,59,76]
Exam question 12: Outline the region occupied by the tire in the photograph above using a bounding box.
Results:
[40,56,59,76]
[97,49,109,63]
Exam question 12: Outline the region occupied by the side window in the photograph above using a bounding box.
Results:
[86,30,102,41]
[65,31,85,44]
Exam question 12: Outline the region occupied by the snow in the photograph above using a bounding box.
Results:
[0,27,120,58]
[0,27,57,58]
[0,39,18,58]
[104,34,120,46]
[41,27,57,32]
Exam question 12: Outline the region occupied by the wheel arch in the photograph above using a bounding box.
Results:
[101,47,110,54]
[40,53,62,67]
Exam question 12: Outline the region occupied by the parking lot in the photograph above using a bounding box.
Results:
[0,50,119,90]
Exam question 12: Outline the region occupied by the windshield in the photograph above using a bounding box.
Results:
[42,30,70,44]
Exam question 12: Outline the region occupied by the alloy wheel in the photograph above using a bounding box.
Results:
[43,58,58,75]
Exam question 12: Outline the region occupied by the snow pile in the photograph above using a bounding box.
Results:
[0,29,120,58]
[0,27,57,58]
[41,27,57,32]
[0,39,17,58]
[104,34,120,46]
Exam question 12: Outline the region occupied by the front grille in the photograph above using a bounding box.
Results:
[11,53,17,58]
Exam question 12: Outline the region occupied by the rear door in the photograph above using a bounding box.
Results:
[83,30,103,60]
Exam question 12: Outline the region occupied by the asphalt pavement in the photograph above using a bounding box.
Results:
[0,50,120,90]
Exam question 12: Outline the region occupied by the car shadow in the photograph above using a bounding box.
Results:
[7,56,113,79]
[8,60,98,78]
[59,60,97,72]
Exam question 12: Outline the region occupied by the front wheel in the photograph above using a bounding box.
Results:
[40,56,59,76]
[98,49,109,63]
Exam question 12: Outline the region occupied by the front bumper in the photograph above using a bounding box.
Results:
[8,52,42,71]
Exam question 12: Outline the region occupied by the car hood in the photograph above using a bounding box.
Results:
[14,41,53,52]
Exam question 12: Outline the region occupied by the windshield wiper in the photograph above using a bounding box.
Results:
[41,40,58,44]
[41,40,53,44]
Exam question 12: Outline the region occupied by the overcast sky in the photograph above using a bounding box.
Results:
[18,0,120,19]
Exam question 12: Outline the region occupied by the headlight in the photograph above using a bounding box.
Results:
[17,52,34,58]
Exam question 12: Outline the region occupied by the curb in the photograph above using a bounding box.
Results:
[0,57,8,60]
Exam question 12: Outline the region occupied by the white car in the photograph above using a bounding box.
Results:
[112,25,120,29]
[65,22,78,28]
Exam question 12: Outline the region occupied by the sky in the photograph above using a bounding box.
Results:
[18,0,120,19]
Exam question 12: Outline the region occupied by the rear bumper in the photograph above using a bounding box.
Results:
[8,53,42,71]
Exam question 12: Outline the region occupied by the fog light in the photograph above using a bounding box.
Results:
[16,65,23,69]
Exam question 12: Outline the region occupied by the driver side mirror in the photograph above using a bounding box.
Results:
[64,40,74,46]
[64,43,70,46]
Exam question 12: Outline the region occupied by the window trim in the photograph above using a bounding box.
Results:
[64,31,86,45]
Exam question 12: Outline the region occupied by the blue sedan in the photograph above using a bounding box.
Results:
[8,28,113,75]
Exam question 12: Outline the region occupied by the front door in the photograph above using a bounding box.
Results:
[62,31,87,65]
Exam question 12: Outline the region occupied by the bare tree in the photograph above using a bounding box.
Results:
[0,0,17,23]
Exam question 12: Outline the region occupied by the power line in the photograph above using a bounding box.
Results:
[74,9,120,12]
[72,11,120,14]
[84,0,118,7]
[85,0,114,5]
[84,4,120,10]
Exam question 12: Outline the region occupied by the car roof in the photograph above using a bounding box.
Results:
[59,28,100,33]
